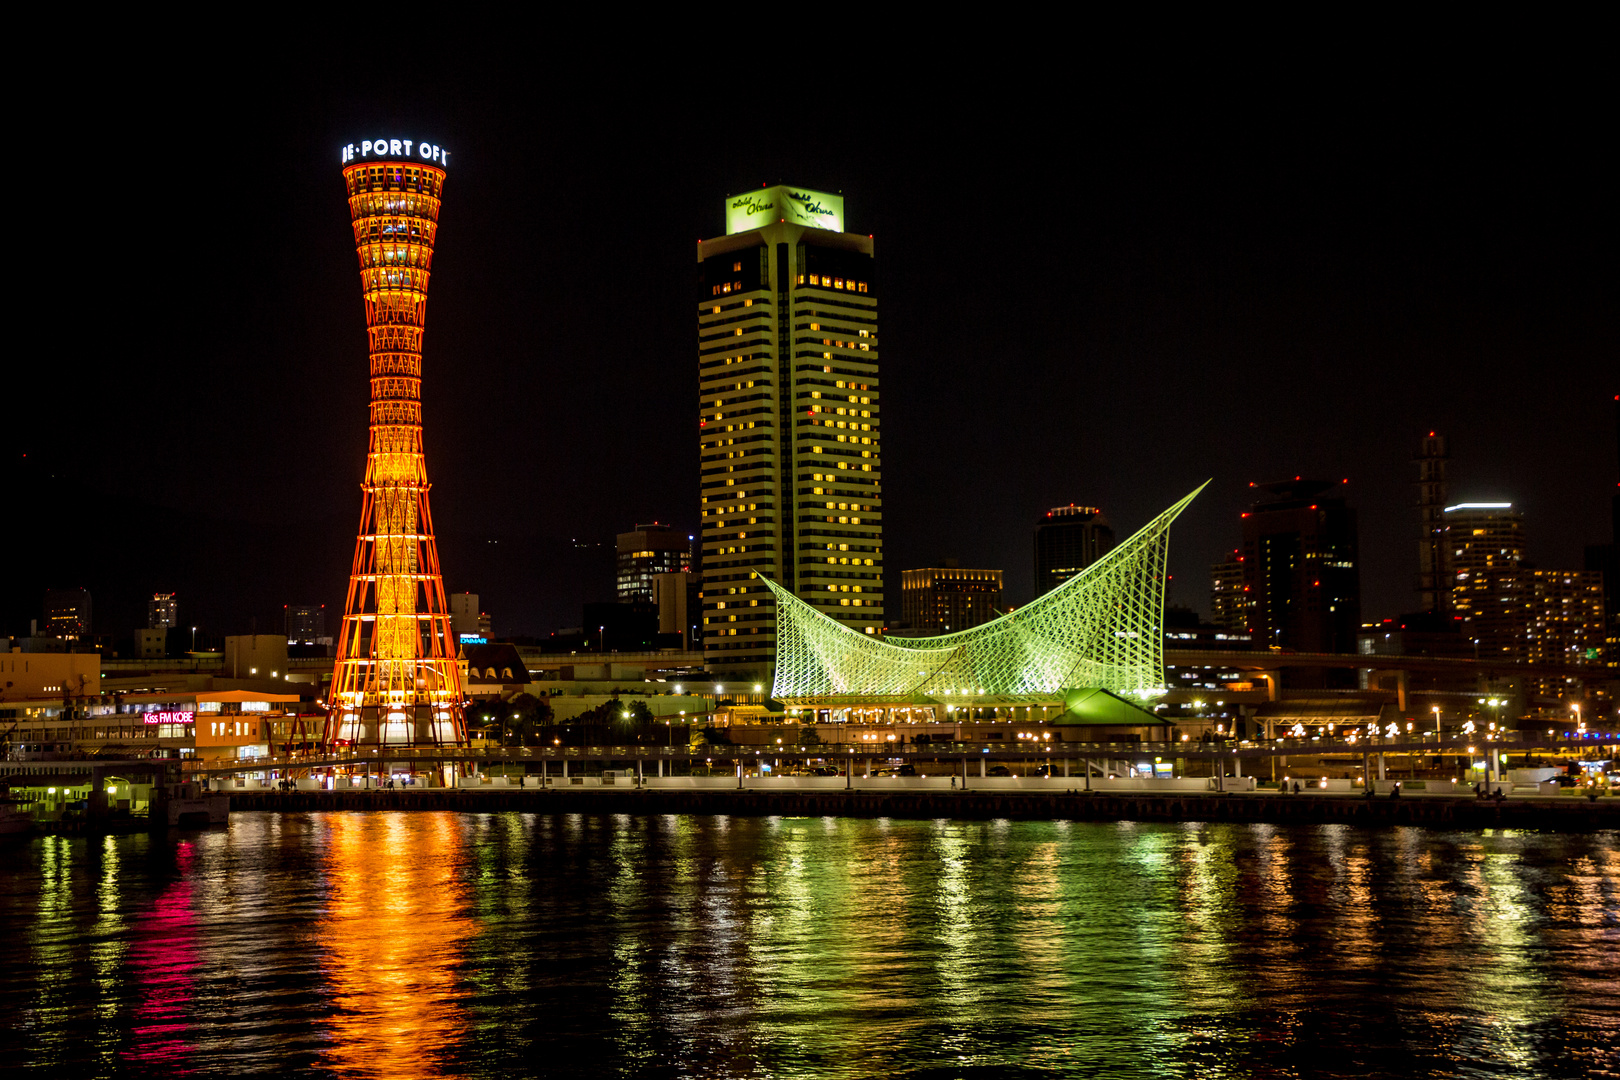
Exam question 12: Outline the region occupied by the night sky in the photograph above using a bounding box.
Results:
[9,54,1614,644]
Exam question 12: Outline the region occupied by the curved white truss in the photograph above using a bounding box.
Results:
[765,483,1207,703]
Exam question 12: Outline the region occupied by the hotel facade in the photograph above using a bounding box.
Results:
[697,186,883,682]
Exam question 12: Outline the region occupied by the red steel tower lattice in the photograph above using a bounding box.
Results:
[327,149,466,747]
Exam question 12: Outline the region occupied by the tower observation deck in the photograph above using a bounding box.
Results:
[327,137,465,748]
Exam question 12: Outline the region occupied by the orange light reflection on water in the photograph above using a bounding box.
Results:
[320,813,476,1078]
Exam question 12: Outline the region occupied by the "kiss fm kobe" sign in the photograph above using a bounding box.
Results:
[340,139,450,167]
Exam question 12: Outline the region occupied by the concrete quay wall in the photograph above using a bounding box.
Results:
[228,788,1620,830]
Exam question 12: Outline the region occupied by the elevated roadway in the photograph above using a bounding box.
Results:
[186,730,1615,777]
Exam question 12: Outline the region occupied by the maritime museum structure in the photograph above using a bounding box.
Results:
[766,485,1207,724]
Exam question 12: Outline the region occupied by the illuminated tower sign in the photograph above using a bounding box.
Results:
[327,139,466,748]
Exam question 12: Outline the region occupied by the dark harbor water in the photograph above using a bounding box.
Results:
[2,814,1618,1079]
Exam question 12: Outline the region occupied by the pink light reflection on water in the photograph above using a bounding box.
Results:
[124,839,199,1072]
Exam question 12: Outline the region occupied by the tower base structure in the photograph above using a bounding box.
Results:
[328,705,463,749]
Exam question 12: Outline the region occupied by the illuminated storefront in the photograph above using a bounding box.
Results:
[1,690,305,765]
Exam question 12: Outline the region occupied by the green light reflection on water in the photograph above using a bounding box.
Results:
[13,811,1616,1078]
[87,834,129,1071]
[30,836,77,1064]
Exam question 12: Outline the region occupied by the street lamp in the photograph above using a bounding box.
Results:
[1432,705,1441,738]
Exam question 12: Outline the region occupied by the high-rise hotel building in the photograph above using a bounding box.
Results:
[697,186,882,681]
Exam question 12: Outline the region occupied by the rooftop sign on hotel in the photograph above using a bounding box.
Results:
[726,185,843,235]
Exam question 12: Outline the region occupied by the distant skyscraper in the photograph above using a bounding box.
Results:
[1446,500,1608,685]
[1414,432,1449,611]
[285,604,325,645]
[697,185,882,681]
[900,566,1003,633]
[1239,480,1361,655]
[1209,550,1248,633]
[1522,569,1607,672]
[1033,506,1114,597]
[616,524,692,603]
[1443,502,1524,660]
[148,592,177,630]
[44,588,91,641]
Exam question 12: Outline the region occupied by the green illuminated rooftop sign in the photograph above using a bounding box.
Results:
[726,185,844,235]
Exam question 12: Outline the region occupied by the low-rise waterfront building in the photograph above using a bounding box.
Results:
[2,689,309,768]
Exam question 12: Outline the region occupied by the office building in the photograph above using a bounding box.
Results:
[653,571,701,650]
[1444,501,1608,687]
[284,604,325,645]
[1414,432,1449,611]
[43,588,91,641]
[450,593,489,643]
[1443,502,1525,660]
[1034,506,1114,597]
[616,524,692,602]
[225,635,290,681]
[134,628,169,659]
[1583,394,1620,668]
[697,185,882,680]
[1589,533,1619,670]
[1209,550,1248,633]
[1238,480,1361,655]
[149,593,178,630]
[1522,569,1607,671]
[900,566,1003,634]
[0,650,100,698]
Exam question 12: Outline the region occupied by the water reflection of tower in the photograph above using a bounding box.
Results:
[327,139,465,748]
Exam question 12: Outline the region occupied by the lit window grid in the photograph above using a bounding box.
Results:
[698,276,883,660]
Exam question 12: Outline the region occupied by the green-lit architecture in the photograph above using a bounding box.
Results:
[765,484,1206,710]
